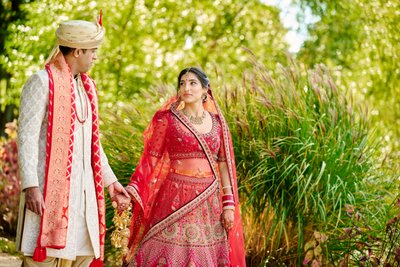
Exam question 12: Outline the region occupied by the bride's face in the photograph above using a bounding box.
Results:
[178,72,207,105]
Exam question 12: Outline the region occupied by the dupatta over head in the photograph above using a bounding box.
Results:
[125,89,246,267]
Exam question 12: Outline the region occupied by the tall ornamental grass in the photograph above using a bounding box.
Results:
[217,56,386,265]
[100,85,173,265]
[100,57,388,266]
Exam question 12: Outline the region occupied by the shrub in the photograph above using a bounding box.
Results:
[0,120,20,238]
[310,200,400,267]
[218,55,386,265]
[100,56,388,266]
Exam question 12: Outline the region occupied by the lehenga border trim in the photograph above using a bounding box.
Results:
[126,185,144,210]
[141,179,219,245]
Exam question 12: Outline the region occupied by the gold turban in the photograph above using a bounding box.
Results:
[45,19,104,65]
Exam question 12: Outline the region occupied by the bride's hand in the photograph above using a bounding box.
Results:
[222,209,234,231]
[112,193,131,213]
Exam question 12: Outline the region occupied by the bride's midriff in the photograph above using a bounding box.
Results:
[169,158,214,178]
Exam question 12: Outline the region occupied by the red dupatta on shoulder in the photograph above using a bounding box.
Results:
[125,91,246,267]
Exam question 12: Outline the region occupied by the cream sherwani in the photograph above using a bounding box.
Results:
[17,70,117,260]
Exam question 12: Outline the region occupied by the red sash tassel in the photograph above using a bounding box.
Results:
[32,247,47,262]
[90,258,103,267]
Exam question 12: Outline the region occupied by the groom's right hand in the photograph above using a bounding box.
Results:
[25,186,45,216]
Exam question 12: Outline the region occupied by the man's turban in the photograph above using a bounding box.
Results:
[45,19,104,65]
[56,20,104,49]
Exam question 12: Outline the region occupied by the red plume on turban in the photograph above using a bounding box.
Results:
[98,9,103,27]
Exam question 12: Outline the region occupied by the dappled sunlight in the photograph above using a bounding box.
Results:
[1,0,399,265]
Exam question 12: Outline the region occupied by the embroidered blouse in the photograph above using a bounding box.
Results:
[147,110,226,162]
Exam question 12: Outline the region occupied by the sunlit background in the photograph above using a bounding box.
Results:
[1,0,399,266]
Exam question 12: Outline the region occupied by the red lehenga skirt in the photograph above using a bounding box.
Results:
[130,172,230,267]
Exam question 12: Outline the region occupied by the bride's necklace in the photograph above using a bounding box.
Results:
[182,109,206,125]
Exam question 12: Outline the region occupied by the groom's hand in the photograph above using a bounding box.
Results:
[25,186,45,216]
[108,181,129,199]
[108,181,131,211]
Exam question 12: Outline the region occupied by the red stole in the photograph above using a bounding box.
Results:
[33,53,105,265]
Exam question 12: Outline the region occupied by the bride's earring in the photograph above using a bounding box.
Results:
[202,94,208,103]
[177,96,185,110]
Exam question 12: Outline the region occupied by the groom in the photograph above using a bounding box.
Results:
[17,15,129,267]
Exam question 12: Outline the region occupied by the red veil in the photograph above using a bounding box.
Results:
[124,90,246,267]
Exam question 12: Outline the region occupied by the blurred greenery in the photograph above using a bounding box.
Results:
[219,56,388,265]
[0,0,33,135]
[0,237,19,255]
[296,0,400,172]
[1,0,289,115]
[1,0,399,266]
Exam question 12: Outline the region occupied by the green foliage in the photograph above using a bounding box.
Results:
[0,236,22,264]
[2,0,289,113]
[0,237,18,255]
[289,1,400,264]
[218,55,384,265]
[0,0,33,134]
[296,0,400,171]
[2,0,398,265]
[306,200,400,266]
[100,55,387,266]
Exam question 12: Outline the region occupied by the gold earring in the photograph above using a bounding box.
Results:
[176,96,185,110]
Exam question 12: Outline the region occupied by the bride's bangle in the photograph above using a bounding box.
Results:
[222,194,235,210]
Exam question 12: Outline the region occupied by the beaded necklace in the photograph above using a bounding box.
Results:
[182,109,206,125]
